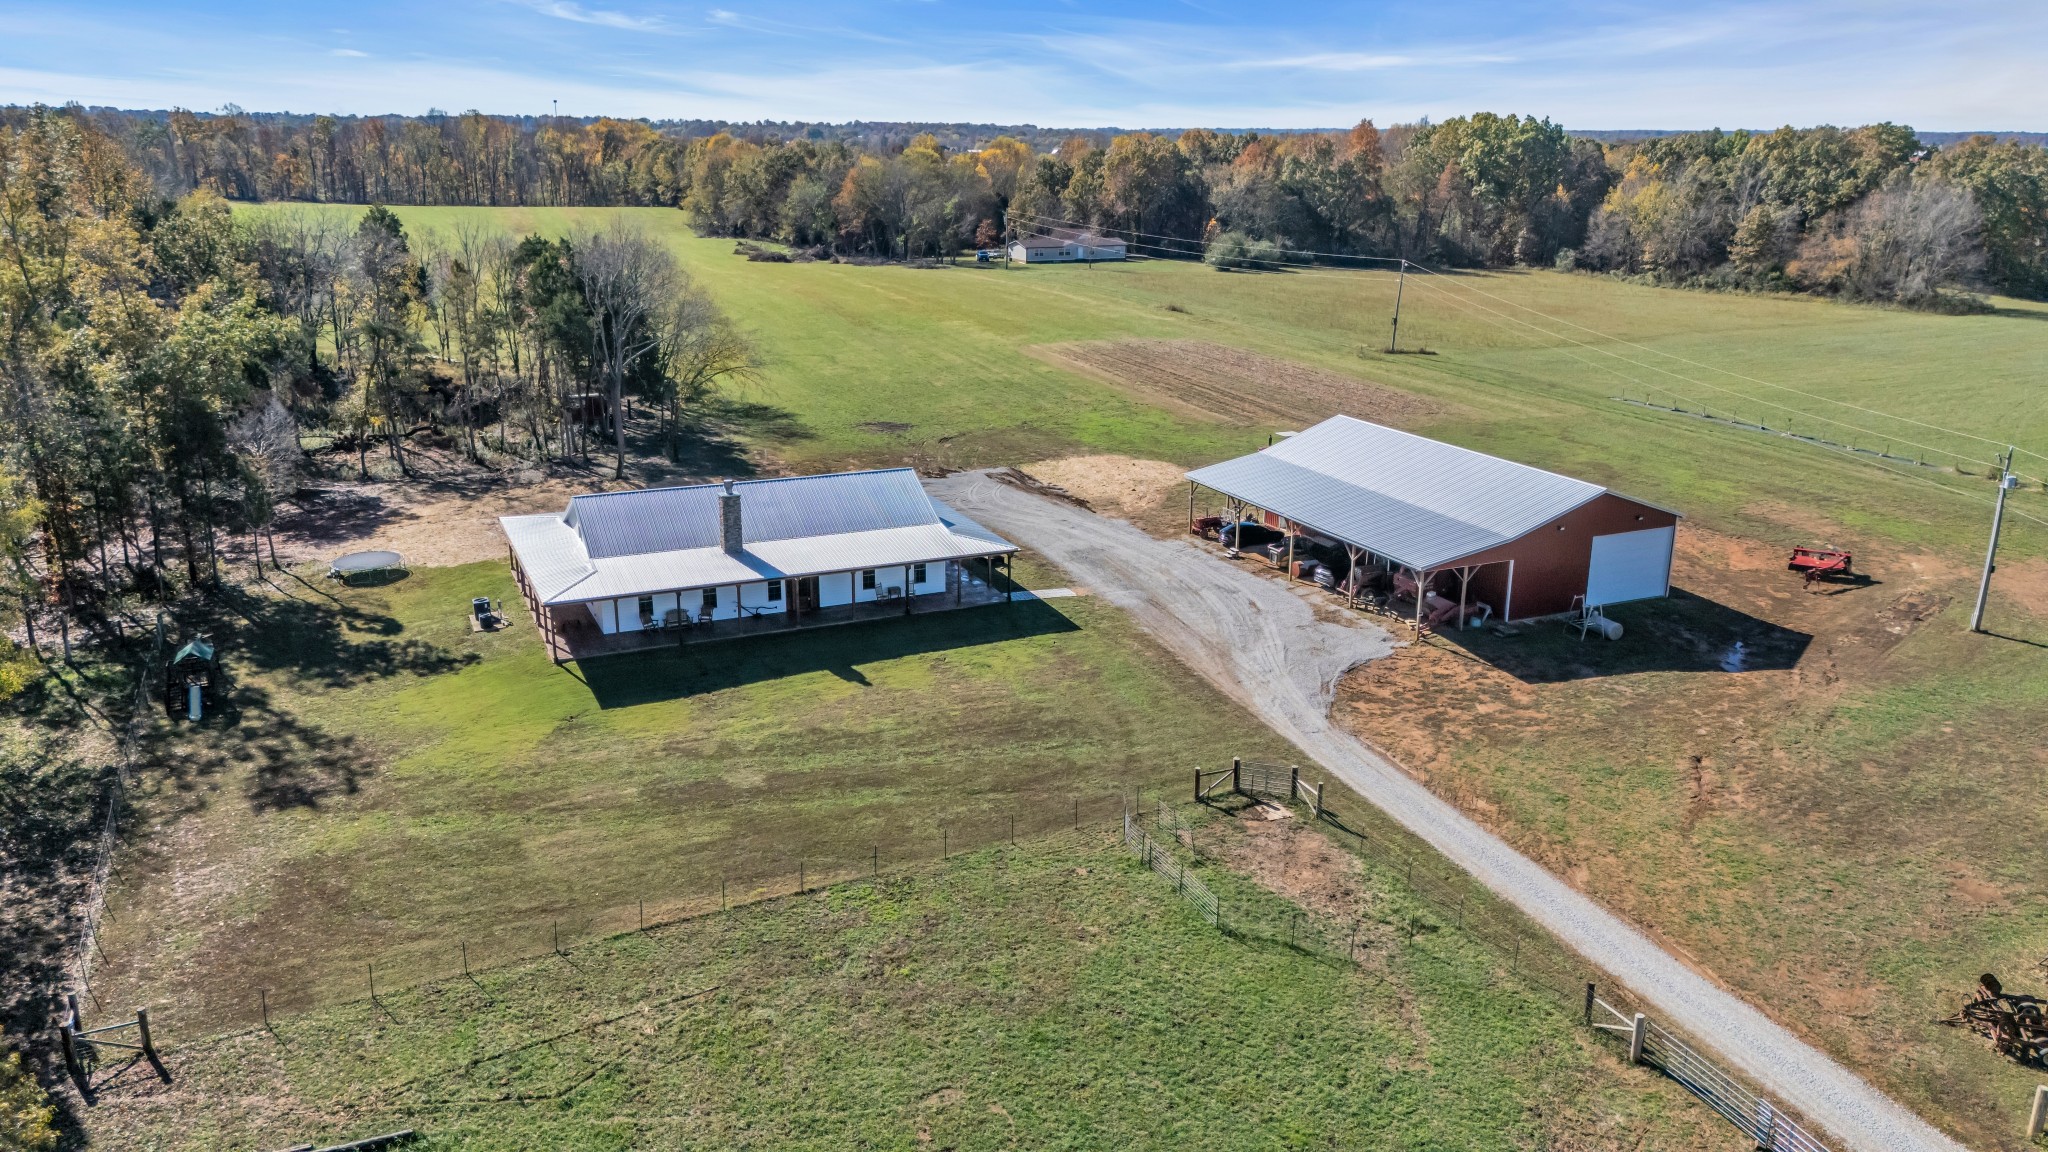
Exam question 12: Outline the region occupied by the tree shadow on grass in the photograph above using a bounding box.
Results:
[578,600,1079,708]
[1428,587,1813,683]
[177,579,476,692]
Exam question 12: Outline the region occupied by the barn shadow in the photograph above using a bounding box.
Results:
[1425,587,1812,683]
[577,598,1079,708]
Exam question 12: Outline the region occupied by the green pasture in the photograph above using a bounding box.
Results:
[92,556,1293,1033]
[89,832,1734,1152]
[242,202,2048,559]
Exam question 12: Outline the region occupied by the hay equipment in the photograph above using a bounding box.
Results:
[1940,973,2048,1065]
[1787,546,1853,586]
[1190,514,1227,540]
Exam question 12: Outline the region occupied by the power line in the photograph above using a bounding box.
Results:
[1014,209,2047,482]
[1010,210,2048,524]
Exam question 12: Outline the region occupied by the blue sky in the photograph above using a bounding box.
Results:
[1,1,2041,129]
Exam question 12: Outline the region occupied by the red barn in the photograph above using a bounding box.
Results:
[1186,415,1680,624]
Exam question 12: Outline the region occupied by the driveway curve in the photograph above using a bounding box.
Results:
[931,469,1963,1152]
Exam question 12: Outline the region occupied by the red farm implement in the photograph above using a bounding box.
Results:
[1787,546,1853,586]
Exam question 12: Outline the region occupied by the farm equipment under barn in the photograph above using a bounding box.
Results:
[1787,546,1853,586]
[1939,973,2048,1065]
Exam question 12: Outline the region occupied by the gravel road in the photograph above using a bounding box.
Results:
[931,469,1964,1152]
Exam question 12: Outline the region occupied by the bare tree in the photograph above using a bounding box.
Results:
[1841,176,1986,307]
[571,224,680,479]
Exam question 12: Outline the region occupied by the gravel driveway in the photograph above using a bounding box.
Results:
[930,469,1963,1152]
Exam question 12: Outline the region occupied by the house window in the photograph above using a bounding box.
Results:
[861,569,877,590]
[637,595,655,627]
[767,580,782,602]
[702,587,718,609]
[912,563,928,585]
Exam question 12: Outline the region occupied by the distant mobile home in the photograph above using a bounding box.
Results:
[1187,416,1680,625]
[502,469,1018,662]
[1009,230,1128,263]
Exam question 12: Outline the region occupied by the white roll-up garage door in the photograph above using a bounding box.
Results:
[1586,526,1675,607]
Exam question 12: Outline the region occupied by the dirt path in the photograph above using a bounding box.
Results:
[927,469,1964,1152]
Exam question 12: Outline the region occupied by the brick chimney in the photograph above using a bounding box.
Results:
[719,479,743,554]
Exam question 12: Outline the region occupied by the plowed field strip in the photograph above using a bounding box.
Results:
[1027,339,1443,428]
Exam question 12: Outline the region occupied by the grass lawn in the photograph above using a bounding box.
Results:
[184,204,2048,1144]
[85,831,1738,1152]
[240,203,2048,560]
[92,552,1295,1034]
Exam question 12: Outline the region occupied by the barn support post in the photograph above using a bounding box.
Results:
[1344,544,1362,606]
[1188,481,1196,528]
[1412,568,1428,633]
[1457,566,1474,630]
[1285,529,1296,581]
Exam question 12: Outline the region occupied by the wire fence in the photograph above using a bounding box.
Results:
[1140,759,1839,1152]
[134,786,1155,1039]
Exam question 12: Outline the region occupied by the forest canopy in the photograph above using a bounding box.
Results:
[18,104,2047,307]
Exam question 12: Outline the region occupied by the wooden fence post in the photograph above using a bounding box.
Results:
[1289,764,1299,803]
[59,1010,80,1082]
[1628,1013,1647,1064]
[136,1007,156,1063]
[1193,768,1200,802]
[1232,757,1241,795]
[2029,1084,2048,1139]
[1583,982,1595,1027]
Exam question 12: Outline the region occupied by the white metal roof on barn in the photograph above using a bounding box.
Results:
[502,469,1016,605]
[1185,415,1614,570]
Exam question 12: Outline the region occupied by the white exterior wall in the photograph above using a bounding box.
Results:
[1011,242,1080,263]
[739,581,783,612]
[582,562,956,633]
[818,571,855,608]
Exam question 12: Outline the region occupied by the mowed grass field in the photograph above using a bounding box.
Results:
[245,203,2048,560]
[89,833,1737,1152]
[175,205,2048,1145]
[94,554,1294,1034]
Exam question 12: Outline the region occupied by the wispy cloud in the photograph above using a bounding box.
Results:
[3,0,2045,130]
[515,0,667,32]
[1233,51,1513,71]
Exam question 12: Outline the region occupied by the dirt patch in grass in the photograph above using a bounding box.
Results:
[1025,339,1445,429]
[1328,518,2048,1150]
[1019,455,1186,519]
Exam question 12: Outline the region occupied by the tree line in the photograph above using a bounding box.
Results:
[0,106,751,678]
[20,104,2047,304]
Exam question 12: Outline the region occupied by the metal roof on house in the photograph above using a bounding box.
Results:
[503,468,1016,606]
[563,468,940,559]
[1185,415,1614,570]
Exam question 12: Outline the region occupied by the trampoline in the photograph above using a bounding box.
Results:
[328,550,407,581]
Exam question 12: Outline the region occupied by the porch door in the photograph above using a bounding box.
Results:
[795,576,819,613]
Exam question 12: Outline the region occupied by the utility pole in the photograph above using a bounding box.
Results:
[1970,446,2017,633]
[1387,259,1408,353]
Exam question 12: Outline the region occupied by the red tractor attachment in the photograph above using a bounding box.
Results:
[1787,546,1853,586]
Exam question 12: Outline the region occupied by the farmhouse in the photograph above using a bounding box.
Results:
[1009,229,1128,263]
[1187,415,1679,626]
[502,468,1018,661]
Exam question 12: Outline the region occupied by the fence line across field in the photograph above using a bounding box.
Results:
[106,788,1145,1043]
[1171,759,1839,1152]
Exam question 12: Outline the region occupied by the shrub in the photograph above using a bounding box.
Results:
[0,1034,57,1152]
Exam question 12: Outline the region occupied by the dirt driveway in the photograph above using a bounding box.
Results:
[927,469,1963,1152]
